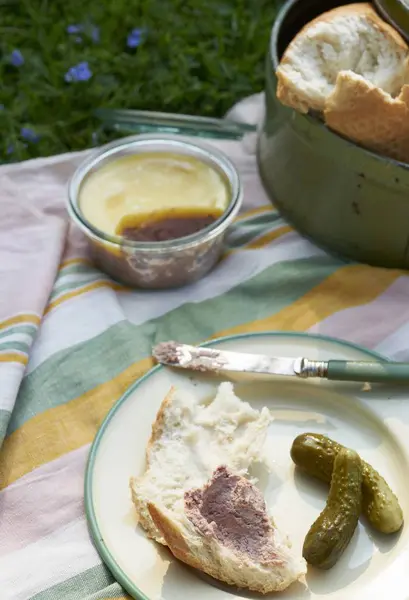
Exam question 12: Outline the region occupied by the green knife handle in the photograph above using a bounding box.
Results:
[327,360,409,383]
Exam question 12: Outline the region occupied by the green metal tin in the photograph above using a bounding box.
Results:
[374,0,409,41]
[257,0,409,269]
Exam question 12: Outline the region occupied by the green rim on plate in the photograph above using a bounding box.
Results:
[84,331,388,600]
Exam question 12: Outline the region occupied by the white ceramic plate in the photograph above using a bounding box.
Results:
[85,332,409,600]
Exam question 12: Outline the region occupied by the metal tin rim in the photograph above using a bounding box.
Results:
[268,0,409,172]
[373,0,409,42]
[67,134,243,253]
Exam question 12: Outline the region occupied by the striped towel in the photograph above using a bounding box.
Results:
[1,120,409,600]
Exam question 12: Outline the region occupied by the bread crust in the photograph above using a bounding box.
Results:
[148,502,298,594]
[276,73,310,114]
[324,71,409,163]
[276,3,409,113]
[146,386,175,462]
[148,502,204,572]
[129,386,175,544]
[282,4,408,52]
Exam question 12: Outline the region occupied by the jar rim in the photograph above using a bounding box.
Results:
[67,134,243,252]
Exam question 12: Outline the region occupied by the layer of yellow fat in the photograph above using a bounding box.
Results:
[79,152,230,237]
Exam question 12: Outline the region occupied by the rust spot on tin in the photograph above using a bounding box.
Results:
[352,201,361,216]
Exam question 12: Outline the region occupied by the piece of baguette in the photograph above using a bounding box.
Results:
[148,466,307,594]
[324,71,409,163]
[130,382,272,544]
[276,3,409,114]
[130,382,306,593]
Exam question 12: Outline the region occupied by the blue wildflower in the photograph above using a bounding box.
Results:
[67,23,99,43]
[67,24,83,43]
[64,61,92,83]
[0,104,4,111]
[127,28,145,49]
[21,127,41,143]
[10,50,24,67]
[66,24,82,34]
[6,144,14,155]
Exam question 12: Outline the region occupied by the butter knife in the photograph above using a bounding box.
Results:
[152,341,409,383]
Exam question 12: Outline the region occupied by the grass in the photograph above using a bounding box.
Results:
[0,0,280,163]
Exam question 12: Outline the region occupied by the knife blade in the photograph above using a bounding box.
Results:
[152,341,409,383]
[153,340,302,375]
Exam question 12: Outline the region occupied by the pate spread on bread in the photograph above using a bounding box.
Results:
[130,382,306,593]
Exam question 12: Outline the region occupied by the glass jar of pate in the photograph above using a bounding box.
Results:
[67,135,242,289]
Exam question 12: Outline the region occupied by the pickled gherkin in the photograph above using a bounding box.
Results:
[302,448,362,569]
[291,433,403,534]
